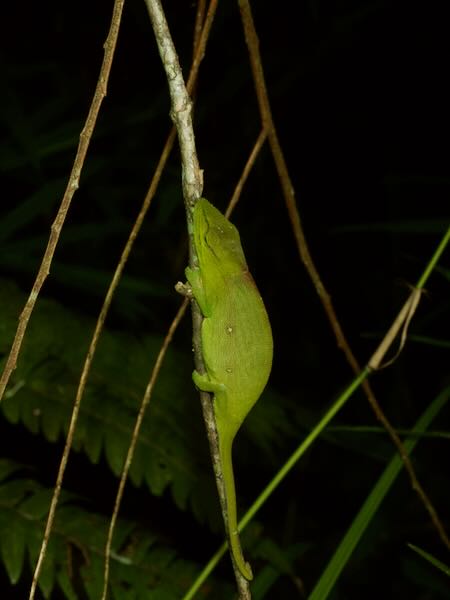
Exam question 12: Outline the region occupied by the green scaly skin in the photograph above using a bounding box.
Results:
[186,198,273,580]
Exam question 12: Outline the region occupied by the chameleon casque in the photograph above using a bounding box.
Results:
[186,198,273,580]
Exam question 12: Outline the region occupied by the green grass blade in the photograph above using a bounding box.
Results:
[182,227,450,599]
[181,369,369,600]
[308,386,449,600]
[407,543,450,577]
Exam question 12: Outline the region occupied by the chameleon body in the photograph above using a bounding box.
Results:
[186,198,273,580]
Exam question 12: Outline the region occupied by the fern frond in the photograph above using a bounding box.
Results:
[0,280,218,527]
[1,280,292,532]
[0,459,206,599]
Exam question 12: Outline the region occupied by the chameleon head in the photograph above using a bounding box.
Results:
[194,198,247,274]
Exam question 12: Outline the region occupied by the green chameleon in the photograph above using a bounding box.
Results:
[186,198,273,580]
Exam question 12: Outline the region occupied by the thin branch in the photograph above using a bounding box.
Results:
[143,0,201,204]
[182,226,450,599]
[29,0,220,596]
[182,125,270,600]
[186,0,219,94]
[144,0,251,595]
[192,0,207,58]
[237,0,450,553]
[29,2,220,596]
[101,298,189,600]
[27,2,126,598]
[0,2,125,409]
[226,129,267,219]
[101,2,220,595]
[28,123,177,599]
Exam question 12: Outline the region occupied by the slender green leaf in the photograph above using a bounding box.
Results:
[407,543,450,577]
[0,461,208,598]
[56,570,79,600]
[308,386,449,600]
[0,516,26,584]
[0,279,290,531]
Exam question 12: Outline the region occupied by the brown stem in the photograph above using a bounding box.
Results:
[0,3,125,411]
[101,299,189,600]
[237,0,450,552]
[226,129,268,219]
[144,0,250,595]
[26,3,127,598]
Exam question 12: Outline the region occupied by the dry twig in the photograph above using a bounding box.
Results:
[27,3,127,598]
[0,3,125,412]
[143,0,251,595]
[237,0,450,552]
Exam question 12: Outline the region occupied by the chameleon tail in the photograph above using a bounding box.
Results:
[219,433,253,581]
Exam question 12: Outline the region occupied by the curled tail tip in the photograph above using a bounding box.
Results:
[230,532,253,579]
[236,558,253,581]
[243,561,253,581]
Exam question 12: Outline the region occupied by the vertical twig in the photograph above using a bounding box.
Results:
[226,129,267,219]
[192,0,207,57]
[237,0,450,551]
[0,1,125,409]
[143,1,251,596]
[102,2,220,596]
[181,226,450,600]
[27,3,127,598]
[28,0,220,595]
[143,0,202,204]
[101,299,189,600]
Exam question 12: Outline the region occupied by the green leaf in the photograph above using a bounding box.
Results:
[0,280,212,523]
[37,551,55,599]
[56,570,79,600]
[0,478,39,506]
[251,541,308,600]
[19,489,54,519]
[0,461,208,598]
[407,543,450,577]
[0,279,291,533]
[80,555,104,600]
[0,459,23,481]
[0,516,26,584]
[308,386,449,600]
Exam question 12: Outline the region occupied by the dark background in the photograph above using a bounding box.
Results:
[0,1,449,598]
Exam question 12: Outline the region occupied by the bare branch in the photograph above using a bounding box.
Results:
[237,0,450,553]
[144,0,251,594]
[0,2,125,410]
[101,299,189,600]
[27,2,127,598]
[226,129,267,219]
